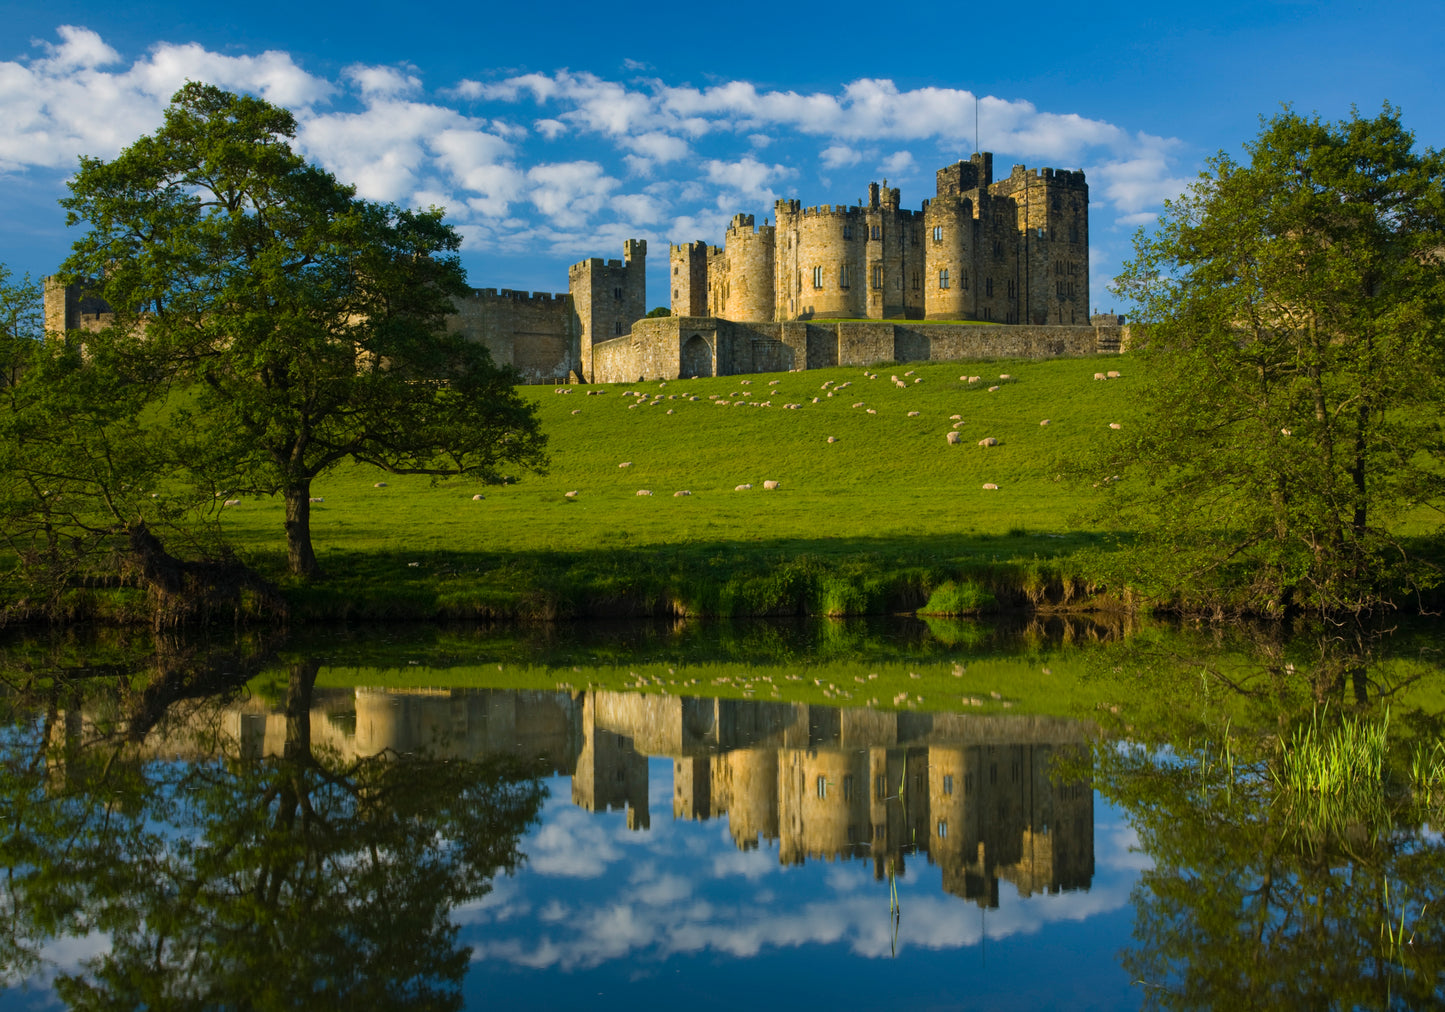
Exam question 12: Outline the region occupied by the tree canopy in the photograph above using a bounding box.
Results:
[57,83,547,578]
[1101,106,1445,618]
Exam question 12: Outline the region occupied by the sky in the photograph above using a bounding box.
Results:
[2,0,1441,316]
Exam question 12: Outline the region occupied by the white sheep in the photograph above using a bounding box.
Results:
[619,461,633,468]
[982,483,999,490]
[978,437,998,447]
[472,494,485,500]
[907,410,920,417]
[1107,370,1121,379]
[735,483,752,491]
[946,431,962,445]
[637,489,653,496]
[1094,372,1106,381]
[827,436,838,443]
[763,480,780,490]
[222,499,241,507]
[674,490,691,497]
[564,490,578,498]
[1109,422,1122,429]
[373,482,388,488]
[988,385,1000,392]
[1040,419,1050,426]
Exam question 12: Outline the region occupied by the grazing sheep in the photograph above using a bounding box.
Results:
[564,490,578,498]
[472,494,485,500]
[987,385,1000,392]
[735,483,752,491]
[222,499,241,507]
[978,437,998,447]
[946,431,962,445]
[1281,428,1292,436]
[953,421,964,429]
[812,397,820,403]
[950,414,962,420]
[619,461,632,467]
[999,373,1011,380]
[907,410,920,417]
[891,375,899,382]
[1040,419,1051,426]
[309,497,324,503]
[636,489,653,496]
[914,378,923,384]
[373,482,388,488]
[827,436,837,443]
[674,490,691,497]
[982,483,999,490]
[628,403,638,409]
[763,480,780,490]
[1107,370,1121,378]
[769,379,780,385]
[740,379,751,385]
[852,401,864,408]
[1109,422,1122,429]
[571,409,581,415]
[1094,372,1106,380]
[666,409,674,414]
[866,408,877,414]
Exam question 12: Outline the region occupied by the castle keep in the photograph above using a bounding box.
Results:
[47,153,1120,385]
[672,153,1088,326]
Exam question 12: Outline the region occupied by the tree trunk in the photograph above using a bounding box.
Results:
[284,482,319,578]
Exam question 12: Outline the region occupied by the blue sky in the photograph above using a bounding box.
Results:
[3,0,1441,316]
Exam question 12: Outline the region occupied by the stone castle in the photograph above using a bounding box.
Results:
[46,152,1124,385]
[108,685,1095,907]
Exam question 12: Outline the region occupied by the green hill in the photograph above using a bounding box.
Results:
[211,354,1137,620]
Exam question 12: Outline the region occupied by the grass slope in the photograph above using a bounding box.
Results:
[204,354,1138,618]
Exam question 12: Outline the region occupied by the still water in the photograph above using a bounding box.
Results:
[1,619,1441,1009]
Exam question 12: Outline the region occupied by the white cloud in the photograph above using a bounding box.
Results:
[525,160,618,228]
[703,156,794,206]
[820,144,862,169]
[878,150,916,177]
[344,63,422,99]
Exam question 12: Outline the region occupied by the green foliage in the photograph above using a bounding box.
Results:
[57,84,546,578]
[644,305,671,318]
[918,580,995,615]
[1103,105,1445,618]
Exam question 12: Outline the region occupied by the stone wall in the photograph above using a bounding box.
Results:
[590,316,1126,382]
[445,288,575,383]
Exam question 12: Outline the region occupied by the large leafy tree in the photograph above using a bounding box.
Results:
[1103,106,1445,618]
[58,83,546,578]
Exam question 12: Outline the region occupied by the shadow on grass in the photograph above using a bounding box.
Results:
[258,530,1131,622]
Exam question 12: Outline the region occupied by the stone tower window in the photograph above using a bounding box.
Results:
[613,287,622,300]
[962,272,969,290]
[870,224,882,241]
[839,265,851,289]
[812,266,823,289]
[816,776,827,799]
[933,225,943,242]
[937,820,948,839]
[938,269,950,290]
[943,774,954,795]
[871,264,882,289]
[843,224,853,240]
[614,321,623,335]
[911,272,919,290]
[843,775,855,800]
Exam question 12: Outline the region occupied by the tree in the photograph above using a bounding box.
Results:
[58,83,547,578]
[1103,106,1445,618]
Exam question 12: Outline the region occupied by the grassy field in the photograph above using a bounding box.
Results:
[196,354,1138,618]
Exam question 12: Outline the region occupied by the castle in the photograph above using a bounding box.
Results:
[46,152,1124,385]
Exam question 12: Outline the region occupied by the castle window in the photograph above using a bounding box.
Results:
[962,272,969,290]
[614,321,623,335]
[813,266,823,289]
[843,224,853,240]
[839,265,851,288]
[1007,279,1015,299]
[911,272,919,290]
[933,225,943,242]
[985,277,993,297]
[1070,225,1079,243]
[673,288,678,301]
[817,776,828,799]
[993,239,1004,257]
[874,823,886,840]
[943,774,954,796]
[843,775,855,800]
[871,265,883,289]
[613,287,622,300]
[964,772,974,795]
[870,224,881,241]
[876,775,887,800]
[937,820,948,839]
[938,269,950,290]
[673,267,678,275]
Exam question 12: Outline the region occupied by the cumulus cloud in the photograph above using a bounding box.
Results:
[820,144,862,169]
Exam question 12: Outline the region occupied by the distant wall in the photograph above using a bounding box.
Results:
[446,288,576,383]
[591,316,1126,382]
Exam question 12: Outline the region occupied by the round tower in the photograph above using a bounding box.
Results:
[924,193,974,320]
[721,214,776,322]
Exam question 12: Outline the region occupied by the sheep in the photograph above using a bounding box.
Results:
[564,490,579,499]
[373,482,388,488]
[978,437,998,447]
[914,378,923,384]
[763,480,780,490]
[769,379,781,385]
[472,494,485,500]
[891,375,899,382]
[1107,370,1121,379]
[866,408,877,414]
[982,483,999,490]
[988,385,1000,392]
[999,373,1011,380]
[1109,422,1122,429]
[904,370,914,376]
[1040,419,1050,426]
[812,397,820,403]
[619,461,633,468]
[666,409,674,415]
[674,490,691,497]
[895,380,906,388]
[735,483,752,491]
[636,489,653,496]
[907,410,920,417]
[309,497,324,503]
[950,414,962,420]
[946,431,962,445]
[852,401,865,408]
[953,421,964,429]
[571,409,582,415]
[826,436,838,443]
[222,499,241,507]
[1094,372,1106,380]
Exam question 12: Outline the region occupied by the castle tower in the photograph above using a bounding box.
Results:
[720,214,776,322]
[924,161,984,321]
[987,165,1089,325]
[669,241,710,318]
[568,239,647,382]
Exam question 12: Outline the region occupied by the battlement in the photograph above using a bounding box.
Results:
[1001,164,1088,189]
[671,241,711,255]
[727,213,774,237]
[467,288,569,304]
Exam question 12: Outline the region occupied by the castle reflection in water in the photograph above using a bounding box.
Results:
[218,687,1094,908]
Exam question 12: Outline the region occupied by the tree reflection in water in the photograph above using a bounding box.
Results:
[1086,628,1445,1011]
[0,650,546,1010]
